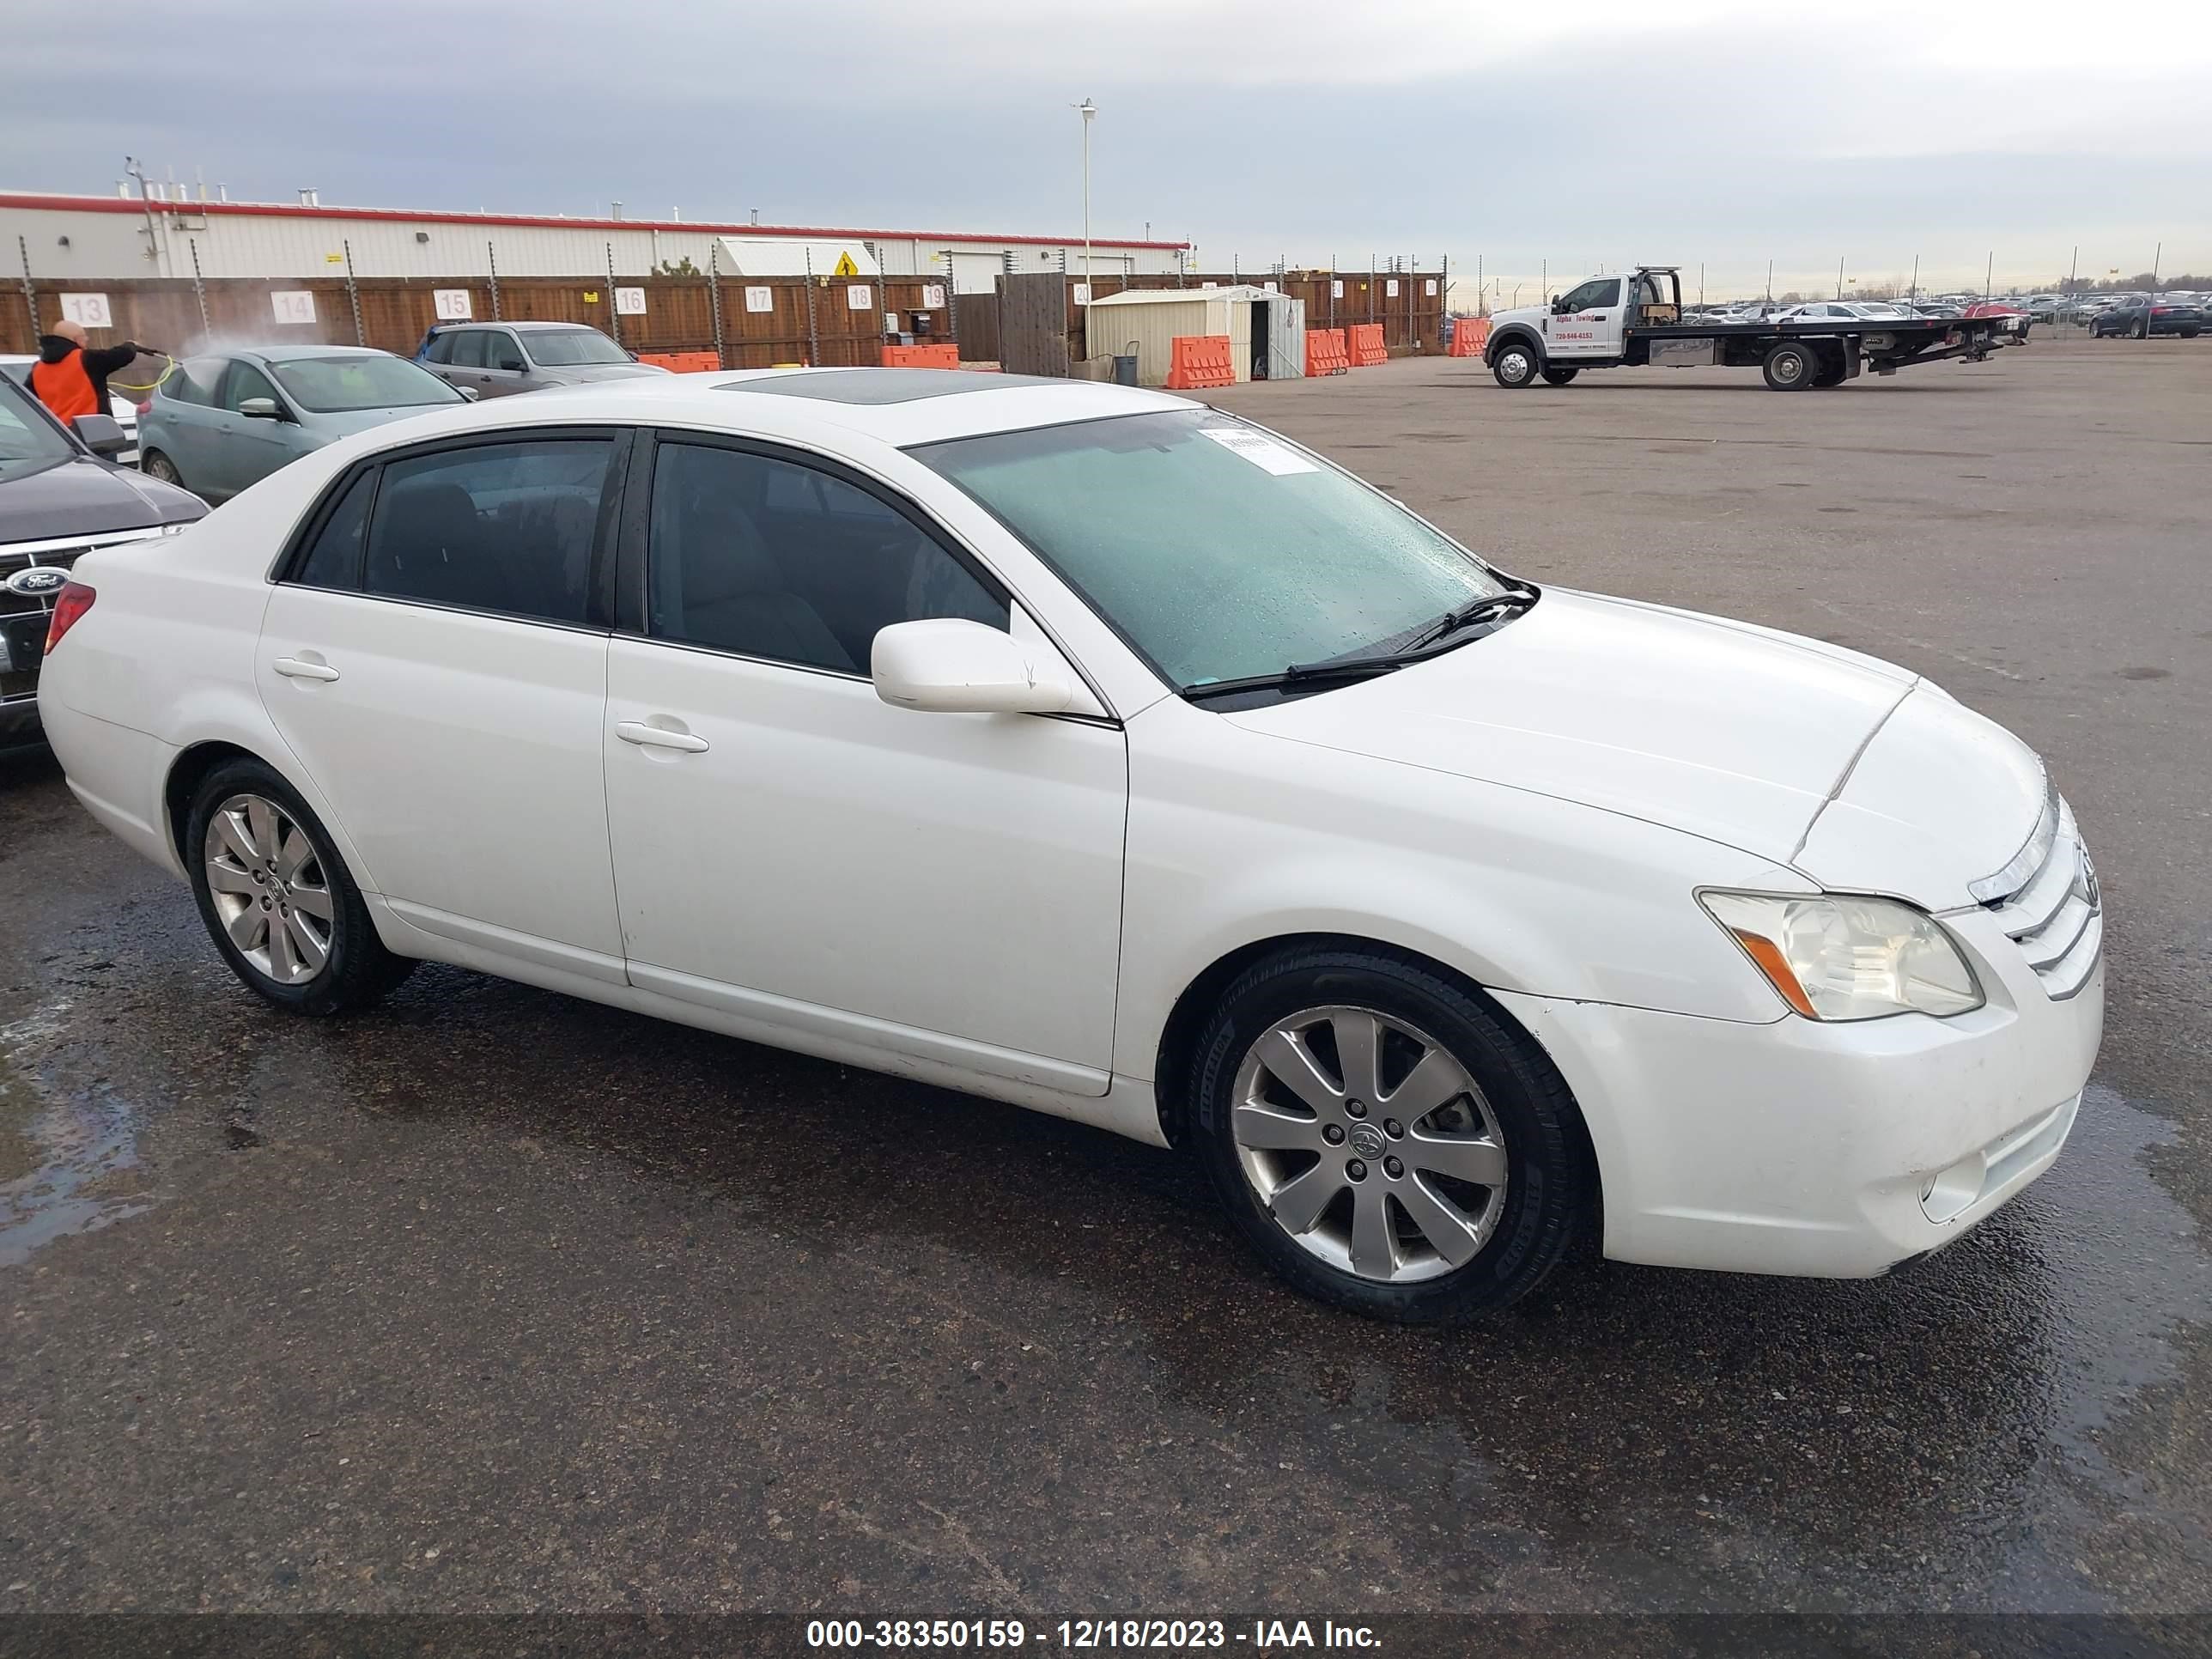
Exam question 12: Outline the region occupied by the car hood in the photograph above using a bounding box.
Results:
[0,456,203,541]
[1227,590,1912,867]
[529,362,671,386]
[1225,591,2047,908]
[1489,305,1547,331]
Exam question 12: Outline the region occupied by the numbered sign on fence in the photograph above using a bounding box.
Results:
[1331,280,1344,299]
[885,313,900,335]
[744,286,773,313]
[1072,284,1091,307]
[1386,279,1401,298]
[1425,279,1438,296]
[1263,280,1279,292]
[922,284,946,310]
[845,285,873,311]
[432,289,474,321]
[271,291,317,326]
[614,287,647,316]
[58,293,113,329]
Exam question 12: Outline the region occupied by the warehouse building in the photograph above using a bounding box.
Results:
[0,190,1190,296]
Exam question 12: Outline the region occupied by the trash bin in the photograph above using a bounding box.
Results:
[1112,341,1139,386]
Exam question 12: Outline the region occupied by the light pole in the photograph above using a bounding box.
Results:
[1074,99,1096,301]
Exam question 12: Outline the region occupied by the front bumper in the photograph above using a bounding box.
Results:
[1495,906,2104,1278]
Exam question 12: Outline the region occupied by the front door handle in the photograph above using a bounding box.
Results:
[272,655,340,682]
[616,720,708,753]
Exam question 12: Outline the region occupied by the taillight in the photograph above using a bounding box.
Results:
[45,581,95,653]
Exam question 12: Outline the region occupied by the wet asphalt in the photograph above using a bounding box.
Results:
[1,337,2208,1627]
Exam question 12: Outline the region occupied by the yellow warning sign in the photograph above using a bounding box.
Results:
[831,252,860,278]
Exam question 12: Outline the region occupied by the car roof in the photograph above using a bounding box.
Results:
[233,344,398,365]
[320,367,1197,454]
[449,320,609,332]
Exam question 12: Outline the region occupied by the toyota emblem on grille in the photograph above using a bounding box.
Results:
[3,567,69,599]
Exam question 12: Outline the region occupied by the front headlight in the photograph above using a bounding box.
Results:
[1699,890,1983,1021]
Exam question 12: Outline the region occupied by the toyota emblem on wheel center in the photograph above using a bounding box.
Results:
[3,567,70,598]
[1347,1122,1388,1161]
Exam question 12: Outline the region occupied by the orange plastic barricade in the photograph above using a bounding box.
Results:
[639,350,722,373]
[881,343,961,368]
[1304,328,1350,375]
[1447,317,1491,358]
[1346,323,1388,367]
[1164,334,1235,390]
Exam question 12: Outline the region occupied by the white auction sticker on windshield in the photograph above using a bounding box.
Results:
[1200,427,1318,475]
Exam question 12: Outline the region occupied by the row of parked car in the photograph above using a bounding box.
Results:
[1,320,665,743]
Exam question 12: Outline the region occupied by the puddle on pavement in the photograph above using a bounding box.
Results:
[0,1000,157,1267]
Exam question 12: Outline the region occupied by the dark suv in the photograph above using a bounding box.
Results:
[1,374,204,746]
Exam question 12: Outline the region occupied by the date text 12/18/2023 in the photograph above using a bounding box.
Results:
[805,1619,1382,1650]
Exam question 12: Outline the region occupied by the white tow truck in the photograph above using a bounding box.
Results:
[1482,267,2022,392]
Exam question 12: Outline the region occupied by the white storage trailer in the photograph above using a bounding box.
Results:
[1085,286,1305,386]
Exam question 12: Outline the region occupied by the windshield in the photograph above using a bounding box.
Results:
[914,408,1507,689]
[0,377,76,480]
[268,354,464,413]
[521,329,629,367]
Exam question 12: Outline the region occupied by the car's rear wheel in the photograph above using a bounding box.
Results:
[185,757,413,1017]
[2135,320,2149,339]
[142,450,185,488]
[1190,945,1594,1323]
[1492,343,1540,388]
[1762,341,1818,390]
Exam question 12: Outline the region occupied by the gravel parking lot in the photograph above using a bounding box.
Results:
[3,338,2208,1632]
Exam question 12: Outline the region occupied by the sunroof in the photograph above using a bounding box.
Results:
[718,368,1062,405]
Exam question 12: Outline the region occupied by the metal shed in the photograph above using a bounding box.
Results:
[1085,284,1305,386]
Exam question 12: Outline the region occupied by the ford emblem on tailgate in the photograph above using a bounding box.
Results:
[4,567,69,598]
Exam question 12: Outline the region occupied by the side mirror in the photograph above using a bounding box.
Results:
[71,413,129,455]
[458,386,482,401]
[872,618,1073,715]
[497,356,526,373]
[238,397,284,422]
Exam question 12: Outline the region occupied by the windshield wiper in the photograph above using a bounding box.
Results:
[1406,586,1540,651]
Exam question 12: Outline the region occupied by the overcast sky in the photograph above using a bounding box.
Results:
[8,0,2209,298]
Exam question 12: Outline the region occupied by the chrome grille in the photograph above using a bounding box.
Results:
[1980,790,2102,1000]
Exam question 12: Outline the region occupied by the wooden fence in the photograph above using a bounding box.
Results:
[4,265,1445,372]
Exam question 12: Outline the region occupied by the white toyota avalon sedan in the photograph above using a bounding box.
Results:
[35,368,2103,1323]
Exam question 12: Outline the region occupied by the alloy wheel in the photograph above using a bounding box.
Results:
[203,793,335,986]
[1231,1005,1509,1283]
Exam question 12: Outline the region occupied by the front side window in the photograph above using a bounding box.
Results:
[222,362,283,413]
[271,354,463,412]
[522,329,629,367]
[362,439,613,624]
[915,409,1505,690]
[1559,278,1620,312]
[647,441,1006,674]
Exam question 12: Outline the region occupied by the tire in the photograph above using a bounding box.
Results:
[185,757,414,1017]
[2184,328,2201,339]
[1539,365,1580,386]
[1188,945,1595,1324]
[2135,321,2148,340]
[142,449,185,488]
[1491,340,1540,388]
[1762,341,1819,390]
[1812,351,1849,388]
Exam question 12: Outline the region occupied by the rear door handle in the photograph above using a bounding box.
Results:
[271,655,340,682]
[616,720,708,753]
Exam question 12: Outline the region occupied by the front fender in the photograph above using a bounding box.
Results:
[1485,325,1546,368]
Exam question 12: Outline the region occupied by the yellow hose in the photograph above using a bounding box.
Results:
[108,354,177,394]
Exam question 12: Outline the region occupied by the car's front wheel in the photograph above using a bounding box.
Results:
[1190,945,1594,1323]
[142,449,185,488]
[185,757,414,1016]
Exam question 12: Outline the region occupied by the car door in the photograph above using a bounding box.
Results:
[220,360,318,493]
[1547,276,1624,358]
[149,356,235,494]
[477,331,535,398]
[601,433,1128,1092]
[255,428,631,981]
